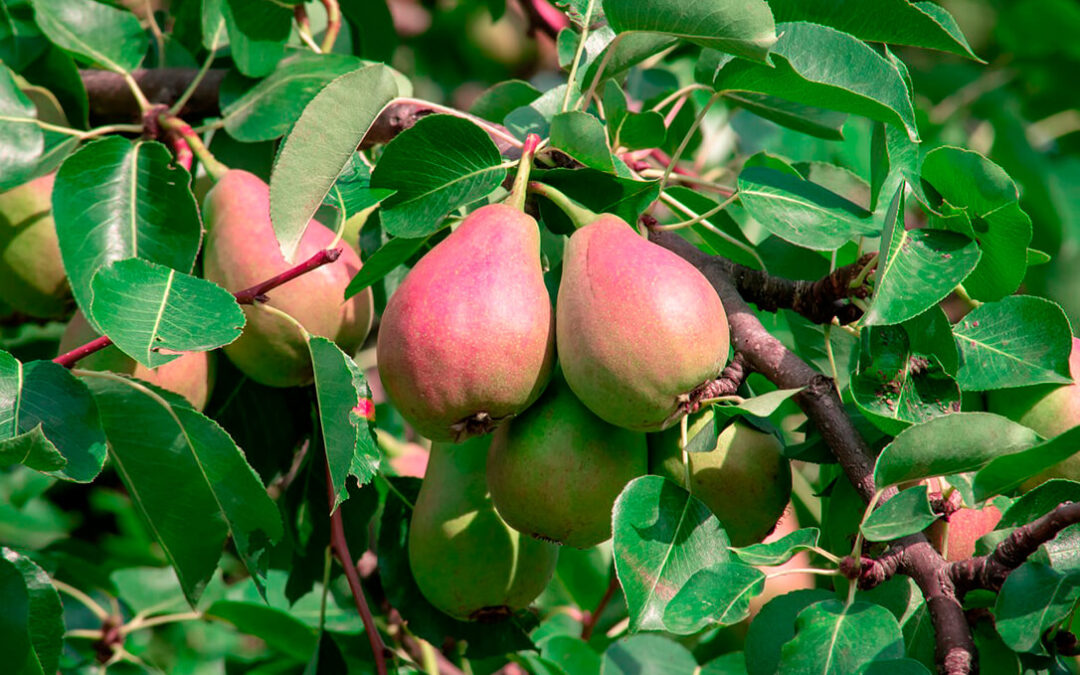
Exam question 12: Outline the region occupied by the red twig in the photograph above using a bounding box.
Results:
[53,248,343,369]
[168,130,193,171]
[580,575,619,640]
[516,0,569,39]
[325,460,389,675]
[318,0,341,52]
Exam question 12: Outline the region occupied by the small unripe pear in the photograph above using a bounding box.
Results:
[59,310,214,411]
[488,370,648,548]
[649,414,791,546]
[377,203,555,442]
[408,435,558,621]
[556,215,729,431]
[987,337,1080,488]
[0,173,71,318]
[202,170,373,387]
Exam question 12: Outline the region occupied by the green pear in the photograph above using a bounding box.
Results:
[648,414,791,546]
[202,170,373,387]
[408,435,558,621]
[556,215,729,432]
[487,369,647,548]
[0,173,70,318]
[377,203,555,442]
[59,310,215,411]
[987,336,1080,487]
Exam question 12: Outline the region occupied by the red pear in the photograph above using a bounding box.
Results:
[557,215,729,431]
[376,203,555,442]
[202,170,373,387]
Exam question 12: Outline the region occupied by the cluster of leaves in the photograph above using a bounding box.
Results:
[2,0,1080,674]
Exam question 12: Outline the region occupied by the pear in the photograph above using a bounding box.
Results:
[488,369,647,548]
[202,170,373,387]
[376,203,555,442]
[58,310,215,411]
[408,435,558,621]
[648,414,791,546]
[987,337,1080,488]
[556,215,729,431]
[926,505,1002,562]
[0,173,70,318]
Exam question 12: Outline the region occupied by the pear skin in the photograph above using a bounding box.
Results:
[987,337,1080,487]
[202,170,373,387]
[648,415,791,546]
[59,310,215,411]
[408,435,559,621]
[0,173,70,318]
[556,215,729,431]
[488,370,647,548]
[377,203,555,442]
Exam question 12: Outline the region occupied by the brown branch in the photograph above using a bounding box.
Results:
[325,460,389,675]
[683,351,751,414]
[53,248,343,369]
[950,501,1080,595]
[648,229,977,674]
[82,69,225,124]
[581,575,619,641]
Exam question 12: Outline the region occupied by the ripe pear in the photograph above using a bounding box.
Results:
[556,215,729,431]
[926,505,1002,562]
[58,310,214,411]
[408,435,558,621]
[648,414,791,546]
[0,173,70,318]
[487,369,647,548]
[202,170,373,388]
[376,203,555,442]
[987,337,1080,487]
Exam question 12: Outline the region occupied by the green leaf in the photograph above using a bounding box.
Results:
[702,653,749,675]
[770,0,978,59]
[860,485,938,542]
[737,165,877,250]
[863,187,980,326]
[31,0,147,72]
[714,388,804,421]
[953,296,1074,390]
[663,562,765,633]
[612,476,731,632]
[540,636,602,675]
[724,92,847,140]
[220,0,290,77]
[0,0,48,71]
[309,337,380,509]
[870,123,925,213]
[777,600,904,674]
[744,589,837,675]
[0,359,107,482]
[903,308,959,376]
[661,187,760,270]
[995,562,1080,655]
[602,634,699,675]
[344,235,427,300]
[602,0,776,62]
[873,412,1041,488]
[469,79,541,123]
[581,33,677,87]
[303,631,347,675]
[534,169,658,234]
[1,548,62,675]
[53,137,202,328]
[703,22,919,142]
[616,111,666,150]
[504,84,569,140]
[972,426,1080,501]
[90,259,245,368]
[270,65,398,261]
[0,63,44,190]
[921,147,1032,301]
[86,375,283,605]
[850,325,961,436]
[221,53,366,142]
[550,111,614,172]
[0,552,40,675]
[206,600,317,661]
[371,114,507,238]
[732,527,820,566]
[857,659,933,675]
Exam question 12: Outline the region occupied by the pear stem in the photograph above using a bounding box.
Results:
[53,249,343,368]
[526,181,598,229]
[157,114,229,181]
[506,134,542,212]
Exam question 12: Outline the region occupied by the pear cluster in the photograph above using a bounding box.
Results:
[376,200,794,621]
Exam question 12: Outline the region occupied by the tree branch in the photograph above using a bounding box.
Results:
[53,248,343,368]
[950,501,1080,595]
[648,229,977,674]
